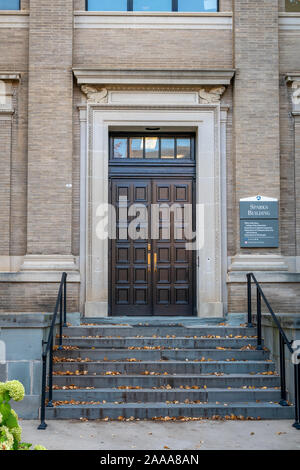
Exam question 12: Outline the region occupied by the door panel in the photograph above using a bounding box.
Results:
[152,179,194,315]
[111,179,152,315]
[110,178,194,316]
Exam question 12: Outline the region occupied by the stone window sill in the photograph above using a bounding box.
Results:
[74,11,233,30]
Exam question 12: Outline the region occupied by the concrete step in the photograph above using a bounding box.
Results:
[77,316,245,326]
[54,348,269,361]
[45,402,295,420]
[61,337,260,349]
[53,360,276,375]
[65,326,257,338]
[52,387,282,403]
[52,373,281,389]
[50,321,290,421]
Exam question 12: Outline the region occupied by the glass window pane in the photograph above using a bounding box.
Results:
[87,0,127,11]
[0,0,19,9]
[178,0,217,12]
[286,0,300,12]
[161,138,175,159]
[145,137,159,159]
[113,138,128,159]
[130,138,144,159]
[176,138,191,159]
[133,0,172,12]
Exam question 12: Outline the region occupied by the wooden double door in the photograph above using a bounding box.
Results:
[110,177,196,316]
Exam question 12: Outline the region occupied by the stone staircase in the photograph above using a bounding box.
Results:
[46,318,295,421]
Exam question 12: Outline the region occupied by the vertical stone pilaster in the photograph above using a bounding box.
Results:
[294,113,300,258]
[27,1,73,256]
[233,0,281,258]
[0,111,12,258]
[0,79,14,271]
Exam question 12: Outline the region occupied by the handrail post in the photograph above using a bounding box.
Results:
[279,334,288,406]
[37,353,47,430]
[59,290,63,349]
[47,336,54,408]
[37,272,68,430]
[63,274,67,327]
[293,363,300,429]
[247,273,253,327]
[256,287,262,350]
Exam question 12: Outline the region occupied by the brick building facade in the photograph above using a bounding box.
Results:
[0,0,300,318]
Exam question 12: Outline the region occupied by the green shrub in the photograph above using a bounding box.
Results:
[0,380,46,451]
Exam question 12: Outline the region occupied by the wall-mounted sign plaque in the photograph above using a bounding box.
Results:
[240,196,279,248]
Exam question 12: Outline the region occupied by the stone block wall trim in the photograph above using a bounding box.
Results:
[0,272,80,283]
[279,14,300,29]
[228,272,300,283]
[20,254,78,271]
[0,73,21,81]
[0,12,28,28]
[74,12,232,30]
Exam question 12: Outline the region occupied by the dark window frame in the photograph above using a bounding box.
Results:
[0,0,20,10]
[86,0,219,12]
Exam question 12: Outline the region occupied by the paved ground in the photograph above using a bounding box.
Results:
[20,419,300,450]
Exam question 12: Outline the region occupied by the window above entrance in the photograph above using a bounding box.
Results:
[86,0,218,12]
[286,0,300,11]
[0,0,19,9]
[110,135,195,161]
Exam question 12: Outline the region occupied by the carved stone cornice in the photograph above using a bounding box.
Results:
[81,85,108,103]
[198,86,226,104]
[74,68,235,87]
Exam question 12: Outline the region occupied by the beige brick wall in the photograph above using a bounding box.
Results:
[0,29,28,72]
[228,282,300,313]
[74,29,233,69]
[0,26,29,257]
[27,1,73,255]
[279,32,300,73]
[233,0,281,254]
[0,283,80,313]
[21,0,30,9]
[279,0,286,11]
[220,0,232,10]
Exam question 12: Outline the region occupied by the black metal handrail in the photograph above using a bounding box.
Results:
[247,272,300,430]
[38,272,67,430]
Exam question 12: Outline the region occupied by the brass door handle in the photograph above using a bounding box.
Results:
[148,244,151,272]
[154,253,157,273]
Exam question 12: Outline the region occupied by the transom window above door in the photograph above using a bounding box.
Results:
[110,134,195,161]
[86,0,218,12]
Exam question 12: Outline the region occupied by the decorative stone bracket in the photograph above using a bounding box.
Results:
[198,86,226,104]
[286,74,300,112]
[81,85,108,104]
[0,73,20,112]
